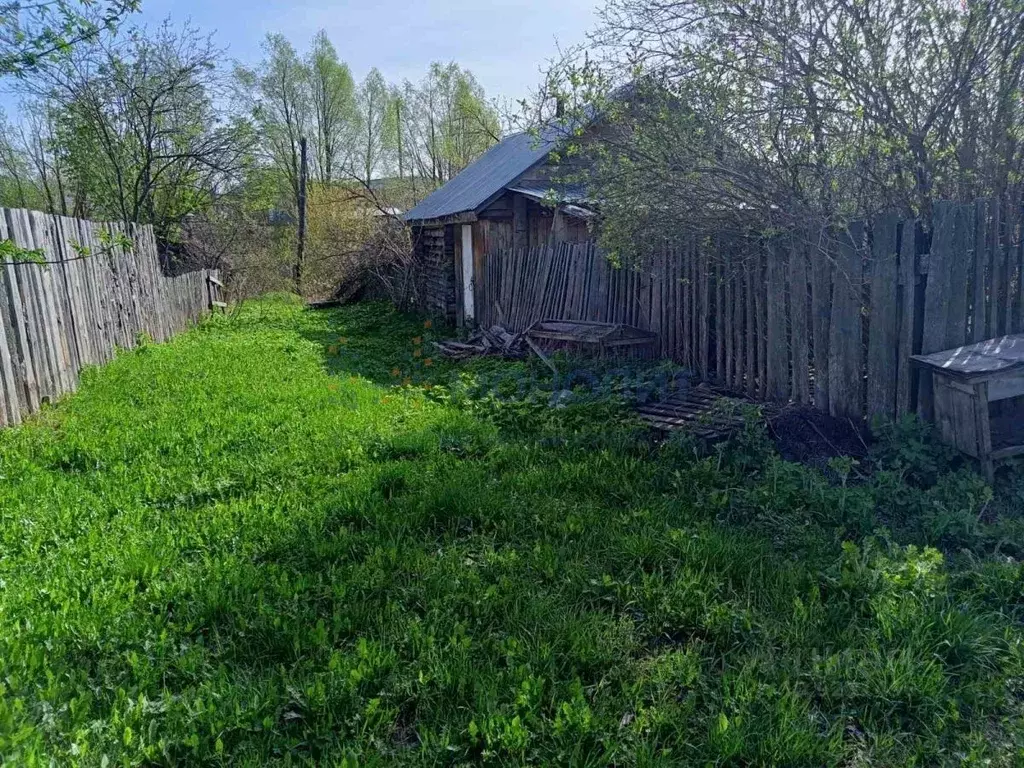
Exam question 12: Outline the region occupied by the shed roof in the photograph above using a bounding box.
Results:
[506,181,590,205]
[403,129,557,224]
[911,334,1024,378]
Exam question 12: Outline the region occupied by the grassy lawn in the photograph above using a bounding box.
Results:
[1,295,1023,766]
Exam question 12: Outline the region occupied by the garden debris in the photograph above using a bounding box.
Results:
[639,390,869,466]
[432,325,527,360]
[767,405,869,470]
[308,278,366,310]
[635,384,765,441]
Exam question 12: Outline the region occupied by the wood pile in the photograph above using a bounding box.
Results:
[433,325,526,360]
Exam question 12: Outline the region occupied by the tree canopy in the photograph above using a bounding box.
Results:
[0,0,139,76]
[536,0,1024,255]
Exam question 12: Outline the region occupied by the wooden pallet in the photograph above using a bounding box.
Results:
[634,385,760,439]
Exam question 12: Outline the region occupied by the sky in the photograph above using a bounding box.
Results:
[0,0,599,116]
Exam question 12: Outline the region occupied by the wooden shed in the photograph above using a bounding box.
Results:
[404,128,592,327]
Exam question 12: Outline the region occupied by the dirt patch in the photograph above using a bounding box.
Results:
[768,406,870,471]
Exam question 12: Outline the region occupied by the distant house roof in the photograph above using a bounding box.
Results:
[404,129,558,224]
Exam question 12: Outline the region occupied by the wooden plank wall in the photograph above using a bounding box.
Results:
[0,209,220,426]
[477,196,1024,423]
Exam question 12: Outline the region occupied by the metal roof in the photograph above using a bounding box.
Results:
[403,130,556,223]
[505,181,591,205]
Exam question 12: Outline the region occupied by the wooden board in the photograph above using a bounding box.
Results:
[789,234,810,404]
[896,219,920,416]
[810,226,832,412]
[765,239,789,401]
[866,212,900,421]
[828,222,865,420]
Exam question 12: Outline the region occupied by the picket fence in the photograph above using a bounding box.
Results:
[476,198,1024,422]
[0,208,221,426]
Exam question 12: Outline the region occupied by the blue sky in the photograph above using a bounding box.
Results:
[2,0,598,116]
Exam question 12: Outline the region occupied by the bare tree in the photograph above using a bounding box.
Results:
[537,0,1024,255]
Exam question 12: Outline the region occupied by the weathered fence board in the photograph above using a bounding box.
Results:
[474,194,1022,423]
[896,219,919,416]
[0,208,220,426]
[809,229,832,412]
[789,237,810,404]
[867,212,900,421]
[829,223,865,420]
[765,240,788,401]
[972,199,988,344]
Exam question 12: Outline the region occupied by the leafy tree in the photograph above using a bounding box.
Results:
[354,67,394,184]
[400,62,500,189]
[307,31,357,185]
[0,0,139,76]
[28,22,251,239]
[236,33,311,218]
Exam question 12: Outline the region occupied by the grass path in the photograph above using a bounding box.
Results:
[0,296,1021,765]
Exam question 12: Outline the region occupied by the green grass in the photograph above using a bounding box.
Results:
[1,295,1023,766]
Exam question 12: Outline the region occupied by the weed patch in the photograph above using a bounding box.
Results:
[0,296,1021,765]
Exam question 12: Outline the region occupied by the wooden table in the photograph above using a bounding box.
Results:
[911,334,1024,482]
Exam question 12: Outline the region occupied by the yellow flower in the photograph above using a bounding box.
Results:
[327,345,339,356]
[413,349,422,358]
[338,336,348,344]
[423,320,433,329]
[424,358,433,367]
[391,367,401,377]
[412,336,423,345]
[403,378,412,386]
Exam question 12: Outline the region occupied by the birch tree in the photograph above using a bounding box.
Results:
[307,31,357,185]
[237,33,311,216]
[354,67,393,184]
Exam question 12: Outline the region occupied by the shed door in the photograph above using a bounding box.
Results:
[461,224,475,322]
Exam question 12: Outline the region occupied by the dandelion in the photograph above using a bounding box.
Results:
[413,349,422,358]
[412,336,423,345]
[327,345,339,356]
[338,336,348,344]
[424,358,433,367]
[403,378,412,386]
[423,320,433,329]
[391,367,401,377]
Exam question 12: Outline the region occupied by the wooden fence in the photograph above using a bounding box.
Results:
[477,198,1024,422]
[0,208,222,426]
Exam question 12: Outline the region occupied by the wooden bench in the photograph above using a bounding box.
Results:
[912,334,1024,482]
